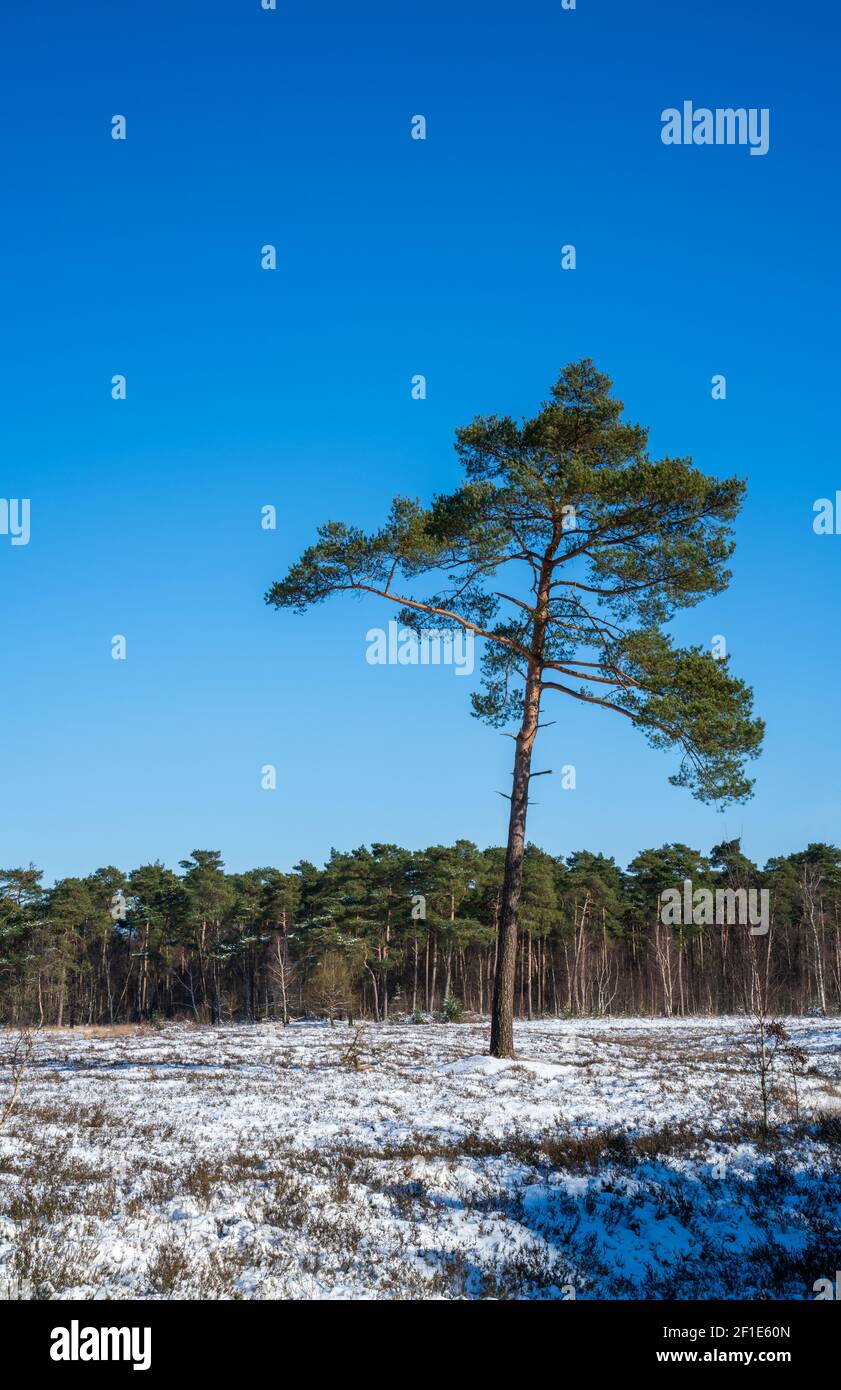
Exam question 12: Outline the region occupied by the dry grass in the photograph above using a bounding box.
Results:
[0,1023,159,1040]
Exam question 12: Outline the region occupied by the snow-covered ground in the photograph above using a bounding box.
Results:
[1,1016,840,1300]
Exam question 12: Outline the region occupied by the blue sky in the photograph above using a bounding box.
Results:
[1,0,838,884]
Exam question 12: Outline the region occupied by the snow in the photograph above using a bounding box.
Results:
[440,1054,565,1079]
[0,1016,839,1300]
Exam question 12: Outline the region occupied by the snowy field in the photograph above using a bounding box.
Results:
[1,1016,840,1300]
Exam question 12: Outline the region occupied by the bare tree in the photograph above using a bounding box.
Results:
[306,952,353,1026]
[0,1028,33,1131]
[269,931,297,1025]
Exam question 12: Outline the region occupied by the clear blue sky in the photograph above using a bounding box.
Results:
[1,0,839,885]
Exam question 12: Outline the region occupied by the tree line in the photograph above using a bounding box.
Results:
[1,838,838,1028]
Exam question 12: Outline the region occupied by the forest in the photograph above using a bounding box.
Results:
[1,837,839,1028]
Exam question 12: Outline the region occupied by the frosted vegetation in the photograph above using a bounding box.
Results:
[1,1017,840,1300]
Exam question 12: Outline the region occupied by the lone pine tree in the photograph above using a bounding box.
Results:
[266,360,763,1057]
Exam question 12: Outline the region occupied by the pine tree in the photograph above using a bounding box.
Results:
[266,361,764,1055]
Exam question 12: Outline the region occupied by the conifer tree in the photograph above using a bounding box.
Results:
[265,362,764,1053]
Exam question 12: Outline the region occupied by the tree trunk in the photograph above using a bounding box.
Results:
[56,964,66,1028]
[412,928,418,1014]
[489,665,542,1057]
[488,525,560,1058]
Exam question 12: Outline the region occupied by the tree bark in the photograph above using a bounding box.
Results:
[489,662,543,1056]
[488,532,558,1058]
